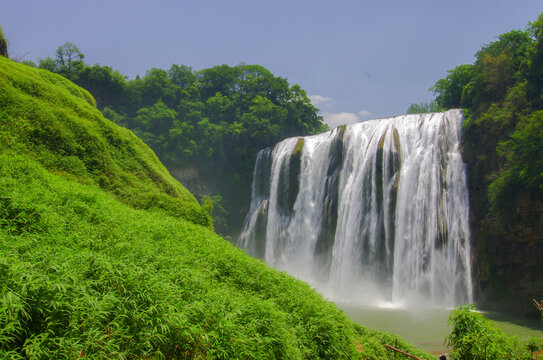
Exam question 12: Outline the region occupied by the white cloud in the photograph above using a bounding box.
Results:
[322,112,360,129]
[322,109,374,129]
[357,110,372,117]
[308,94,333,107]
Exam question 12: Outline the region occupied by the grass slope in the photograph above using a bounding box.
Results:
[0,57,432,359]
[0,57,210,228]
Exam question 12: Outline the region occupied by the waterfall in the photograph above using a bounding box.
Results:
[239,110,472,307]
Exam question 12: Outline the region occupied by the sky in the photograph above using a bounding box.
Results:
[2,1,542,128]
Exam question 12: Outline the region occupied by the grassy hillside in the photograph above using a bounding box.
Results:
[0,56,210,228]
[0,57,431,359]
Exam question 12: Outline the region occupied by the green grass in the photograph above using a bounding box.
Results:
[0,57,434,359]
[0,56,210,227]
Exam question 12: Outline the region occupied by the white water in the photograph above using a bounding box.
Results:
[239,110,473,307]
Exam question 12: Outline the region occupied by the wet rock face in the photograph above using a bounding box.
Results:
[313,133,343,280]
[470,188,543,316]
[252,199,269,259]
[169,166,217,197]
[276,140,302,217]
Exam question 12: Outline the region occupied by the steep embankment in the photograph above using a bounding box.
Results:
[0,58,431,358]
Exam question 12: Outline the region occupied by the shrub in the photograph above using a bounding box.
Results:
[447,305,532,360]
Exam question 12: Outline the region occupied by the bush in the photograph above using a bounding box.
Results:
[447,305,532,360]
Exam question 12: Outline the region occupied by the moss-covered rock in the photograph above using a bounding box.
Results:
[292,137,304,156]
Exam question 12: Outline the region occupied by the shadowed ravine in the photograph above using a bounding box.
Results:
[239,109,473,308]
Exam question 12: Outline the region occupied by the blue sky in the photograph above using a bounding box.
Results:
[2,1,542,128]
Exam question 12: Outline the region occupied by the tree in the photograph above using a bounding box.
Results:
[406,100,442,114]
[526,13,543,108]
[496,110,543,193]
[430,64,474,109]
[38,56,58,72]
[0,25,8,58]
[55,42,85,80]
[447,305,531,360]
[463,30,533,115]
[197,64,242,100]
[135,100,177,134]
[77,64,127,109]
[201,194,229,234]
[168,64,196,89]
[141,68,178,108]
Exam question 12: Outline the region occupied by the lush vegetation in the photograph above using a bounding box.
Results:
[447,305,542,359]
[409,13,543,216]
[29,45,327,234]
[0,56,210,228]
[0,54,434,359]
[406,100,441,114]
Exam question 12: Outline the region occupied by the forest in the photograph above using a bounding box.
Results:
[24,49,326,234]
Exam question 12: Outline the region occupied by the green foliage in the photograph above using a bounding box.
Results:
[489,111,543,211]
[0,154,361,359]
[0,56,211,227]
[406,100,442,114]
[447,305,532,360]
[55,42,85,79]
[77,64,127,109]
[527,14,543,108]
[463,29,533,115]
[430,64,474,109]
[201,194,229,234]
[34,45,327,234]
[526,336,543,355]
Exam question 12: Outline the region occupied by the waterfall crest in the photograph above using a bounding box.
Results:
[239,110,472,307]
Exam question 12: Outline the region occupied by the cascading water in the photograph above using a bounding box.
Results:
[239,110,472,307]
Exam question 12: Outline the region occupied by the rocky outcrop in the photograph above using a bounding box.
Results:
[169,166,218,198]
[469,184,543,317]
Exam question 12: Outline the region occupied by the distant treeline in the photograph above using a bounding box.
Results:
[24,47,326,233]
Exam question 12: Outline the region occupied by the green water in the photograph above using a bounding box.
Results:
[339,303,543,355]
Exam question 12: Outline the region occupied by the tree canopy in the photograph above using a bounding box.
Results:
[34,50,326,233]
[419,12,543,216]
